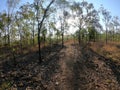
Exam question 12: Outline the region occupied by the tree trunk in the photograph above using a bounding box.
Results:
[106,27,108,44]
[43,34,46,47]
[38,23,42,63]
[78,29,81,44]
[18,26,23,54]
[7,24,10,46]
[7,14,10,46]
[62,33,64,48]
[37,0,54,63]
[78,26,81,44]
[32,16,35,45]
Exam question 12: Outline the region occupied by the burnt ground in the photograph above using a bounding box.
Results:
[0,41,120,90]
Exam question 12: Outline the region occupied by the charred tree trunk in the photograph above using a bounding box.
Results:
[78,29,81,45]
[38,22,42,63]
[32,16,35,45]
[7,13,10,46]
[43,34,46,47]
[106,28,108,44]
[78,26,81,45]
[36,0,54,63]
[62,32,64,48]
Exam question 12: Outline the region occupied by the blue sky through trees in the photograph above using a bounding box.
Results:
[86,0,120,16]
[0,0,120,16]
[0,0,120,33]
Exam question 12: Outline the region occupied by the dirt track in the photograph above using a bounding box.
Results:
[48,41,120,90]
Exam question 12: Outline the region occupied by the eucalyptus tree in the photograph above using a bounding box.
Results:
[45,6,56,46]
[7,0,20,45]
[10,16,18,43]
[15,11,24,51]
[62,11,69,46]
[22,3,36,45]
[70,1,100,43]
[55,0,70,47]
[46,19,53,47]
[86,6,101,42]
[85,3,99,27]
[0,13,4,45]
[55,29,61,43]
[19,3,31,45]
[70,1,83,44]
[18,2,38,46]
[34,0,55,63]
[107,21,115,41]
[112,16,120,41]
[41,25,47,47]
[47,14,58,45]
[0,12,8,45]
[50,20,61,44]
[100,6,111,43]
[28,3,36,45]
[48,22,53,46]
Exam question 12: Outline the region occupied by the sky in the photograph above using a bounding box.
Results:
[0,0,34,12]
[0,0,120,17]
[86,0,120,16]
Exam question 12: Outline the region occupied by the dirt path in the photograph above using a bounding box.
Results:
[50,41,120,90]
[55,42,79,90]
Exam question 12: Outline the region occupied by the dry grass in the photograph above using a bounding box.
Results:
[90,41,120,63]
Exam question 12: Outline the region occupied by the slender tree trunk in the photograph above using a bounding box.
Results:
[57,35,58,44]
[78,26,81,44]
[60,20,64,48]
[7,24,10,46]
[32,29,35,45]
[18,26,23,54]
[50,35,52,47]
[5,30,7,45]
[37,20,42,63]
[37,0,54,63]
[78,29,81,44]
[48,21,52,48]
[62,32,64,47]
[85,34,87,43]
[0,33,1,45]
[32,16,35,45]
[113,31,114,41]
[106,27,108,44]
[7,13,10,46]
[43,34,46,47]
[115,26,117,41]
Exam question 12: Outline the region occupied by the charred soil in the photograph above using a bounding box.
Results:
[0,41,120,90]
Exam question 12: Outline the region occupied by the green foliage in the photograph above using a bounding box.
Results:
[0,22,4,30]
[88,26,98,41]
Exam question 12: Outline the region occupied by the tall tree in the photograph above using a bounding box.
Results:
[0,12,8,45]
[41,25,47,47]
[112,16,120,41]
[56,0,70,47]
[34,0,55,63]
[100,6,111,43]
[7,0,20,45]
[70,1,83,44]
